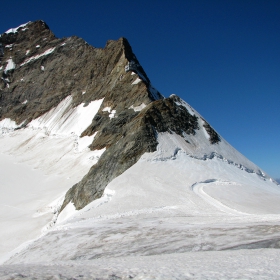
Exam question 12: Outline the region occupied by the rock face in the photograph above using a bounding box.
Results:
[0,21,161,124]
[0,21,221,211]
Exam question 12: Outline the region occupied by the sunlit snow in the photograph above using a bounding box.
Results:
[4,58,15,73]
[0,118,22,133]
[20,47,56,66]
[129,103,147,112]
[29,96,104,136]
[2,130,280,279]
[0,95,105,262]
[131,77,142,85]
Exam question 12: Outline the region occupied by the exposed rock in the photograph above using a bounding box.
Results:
[203,121,221,144]
[0,21,162,125]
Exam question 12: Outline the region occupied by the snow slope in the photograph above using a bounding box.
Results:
[1,97,280,278]
[3,131,280,276]
[173,97,268,177]
[0,98,104,262]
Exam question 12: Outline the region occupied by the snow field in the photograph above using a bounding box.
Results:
[6,132,280,268]
[1,99,280,278]
[0,96,105,262]
[1,250,280,279]
[1,249,280,279]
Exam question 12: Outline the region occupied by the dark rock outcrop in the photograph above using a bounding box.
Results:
[203,121,221,144]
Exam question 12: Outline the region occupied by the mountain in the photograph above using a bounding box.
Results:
[1,21,280,278]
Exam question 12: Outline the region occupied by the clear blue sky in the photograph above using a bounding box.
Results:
[1,0,279,180]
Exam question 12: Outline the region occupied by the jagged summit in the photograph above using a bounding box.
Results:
[1,20,54,47]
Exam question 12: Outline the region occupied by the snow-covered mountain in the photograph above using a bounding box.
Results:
[0,21,280,279]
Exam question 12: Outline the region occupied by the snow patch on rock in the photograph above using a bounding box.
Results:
[129,103,147,112]
[5,22,30,34]
[132,77,142,85]
[20,47,56,66]
[4,58,15,73]
[102,107,116,119]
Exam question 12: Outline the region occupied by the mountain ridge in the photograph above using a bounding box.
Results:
[0,20,275,215]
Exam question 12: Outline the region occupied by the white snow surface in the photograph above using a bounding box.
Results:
[129,103,147,112]
[56,202,77,225]
[1,96,280,278]
[0,96,106,262]
[0,130,105,263]
[0,118,23,134]
[4,44,13,48]
[29,96,104,137]
[4,58,15,73]
[102,107,111,112]
[131,77,142,85]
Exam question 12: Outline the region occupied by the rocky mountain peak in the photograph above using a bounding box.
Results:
[1,20,54,46]
[0,20,224,212]
[0,21,162,125]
